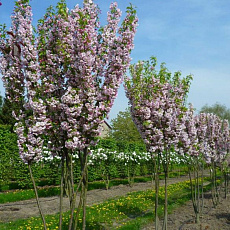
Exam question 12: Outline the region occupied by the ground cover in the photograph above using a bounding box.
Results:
[0,175,213,229]
[142,192,230,230]
[0,171,187,204]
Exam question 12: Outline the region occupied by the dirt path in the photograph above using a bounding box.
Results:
[0,171,229,230]
[0,174,193,223]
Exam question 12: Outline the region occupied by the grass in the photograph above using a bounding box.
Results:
[0,187,60,204]
[0,178,211,230]
[0,170,187,204]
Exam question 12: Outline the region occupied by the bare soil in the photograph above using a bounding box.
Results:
[0,173,229,230]
[142,192,230,230]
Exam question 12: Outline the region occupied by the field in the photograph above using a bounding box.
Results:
[0,171,229,229]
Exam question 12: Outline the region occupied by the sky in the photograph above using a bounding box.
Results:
[0,0,230,122]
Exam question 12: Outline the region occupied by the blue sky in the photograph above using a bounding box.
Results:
[0,0,230,121]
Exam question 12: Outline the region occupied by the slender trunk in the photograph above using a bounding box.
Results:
[106,174,110,190]
[82,172,88,230]
[69,154,75,208]
[196,212,200,224]
[196,159,200,224]
[28,163,47,230]
[128,164,133,187]
[154,154,160,230]
[82,148,88,230]
[59,153,65,230]
[151,161,155,187]
[188,166,199,223]
[194,167,197,212]
[127,165,130,186]
[211,161,219,208]
[211,166,214,207]
[162,164,168,230]
[214,164,217,207]
[65,154,74,207]
[69,151,87,230]
[72,149,88,230]
[102,169,109,190]
[201,158,204,214]
[162,151,168,230]
[73,188,83,229]
[227,171,229,195]
[211,162,216,208]
[224,172,227,199]
[68,153,77,230]
[214,165,220,206]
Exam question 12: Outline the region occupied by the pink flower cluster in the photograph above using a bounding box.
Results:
[179,105,199,156]
[125,59,191,156]
[0,0,49,163]
[36,1,137,153]
[125,58,230,165]
[0,0,138,162]
[195,113,230,164]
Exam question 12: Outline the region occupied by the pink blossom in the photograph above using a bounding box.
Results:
[0,0,138,162]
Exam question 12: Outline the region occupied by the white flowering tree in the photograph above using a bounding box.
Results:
[88,148,117,190]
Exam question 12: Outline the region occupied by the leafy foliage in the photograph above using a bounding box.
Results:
[200,102,230,124]
[0,97,18,128]
[0,125,60,190]
[0,125,19,185]
[110,107,144,144]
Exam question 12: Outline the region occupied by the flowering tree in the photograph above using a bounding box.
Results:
[178,106,207,224]
[0,0,138,229]
[125,57,192,230]
[221,119,230,198]
[204,114,229,207]
[185,111,207,223]
[222,153,230,198]
[0,0,48,228]
[116,150,149,186]
[188,112,230,217]
[180,110,230,223]
[89,148,117,190]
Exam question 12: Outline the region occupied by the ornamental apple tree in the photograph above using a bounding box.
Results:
[0,0,138,229]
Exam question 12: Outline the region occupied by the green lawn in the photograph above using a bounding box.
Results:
[0,178,211,230]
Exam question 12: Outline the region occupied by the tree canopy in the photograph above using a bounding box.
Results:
[110,107,144,145]
[0,94,2,108]
[200,103,230,124]
[0,97,18,127]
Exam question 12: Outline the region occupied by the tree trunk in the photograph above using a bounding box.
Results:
[28,163,47,230]
[154,155,160,230]
[82,148,88,230]
[72,149,88,230]
[59,153,65,230]
[162,151,169,230]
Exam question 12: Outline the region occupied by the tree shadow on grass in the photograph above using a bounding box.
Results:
[61,220,105,230]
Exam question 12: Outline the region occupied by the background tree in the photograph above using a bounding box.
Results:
[200,102,230,124]
[0,97,18,127]
[110,107,144,144]
[0,93,2,108]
